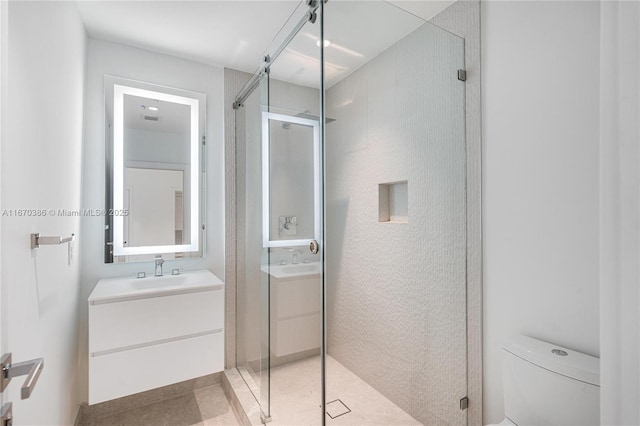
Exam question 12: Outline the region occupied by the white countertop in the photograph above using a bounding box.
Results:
[89,269,223,305]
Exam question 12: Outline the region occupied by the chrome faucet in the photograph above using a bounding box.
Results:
[154,255,164,276]
[291,250,301,264]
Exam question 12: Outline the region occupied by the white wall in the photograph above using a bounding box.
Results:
[124,128,189,164]
[599,1,640,424]
[2,2,86,423]
[78,38,224,402]
[482,1,601,423]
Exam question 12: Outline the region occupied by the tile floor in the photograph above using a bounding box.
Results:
[81,383,240,426]
[83,356,418,426]
[268,355,420,425]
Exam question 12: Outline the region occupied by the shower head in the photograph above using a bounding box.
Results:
[281,110,336,129]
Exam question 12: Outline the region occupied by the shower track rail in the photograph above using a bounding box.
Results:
[232,0,321,110]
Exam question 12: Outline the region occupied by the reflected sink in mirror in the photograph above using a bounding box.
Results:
[281,264,318,275]
[262,262,321,279]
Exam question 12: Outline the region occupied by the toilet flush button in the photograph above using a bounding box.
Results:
[552,349,568,356]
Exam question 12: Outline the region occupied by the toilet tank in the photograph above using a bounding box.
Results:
[503,335,599,425]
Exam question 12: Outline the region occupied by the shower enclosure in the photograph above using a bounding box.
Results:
[234,1,467,424]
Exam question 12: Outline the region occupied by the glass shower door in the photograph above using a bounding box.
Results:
[235,23,324,420]
[261,6,325,420]
[261,71,324,425]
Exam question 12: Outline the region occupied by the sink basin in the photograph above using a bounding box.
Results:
[89,270,223,305]
[129,274,189,290]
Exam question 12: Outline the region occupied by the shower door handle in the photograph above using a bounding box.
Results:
[309,240,319,254]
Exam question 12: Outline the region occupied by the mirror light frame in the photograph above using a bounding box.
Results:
[112,84,200,256]
[262,111,320,248]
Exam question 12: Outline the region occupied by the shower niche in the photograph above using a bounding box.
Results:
[378,181,409,223]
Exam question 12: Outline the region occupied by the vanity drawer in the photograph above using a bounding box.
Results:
[89,331,224,404]
[272,314,321,357]
[273,278,321,319]
[89,288,223,354]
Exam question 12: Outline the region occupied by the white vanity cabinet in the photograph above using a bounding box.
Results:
[264,263,322,357]
[88,270,224,404]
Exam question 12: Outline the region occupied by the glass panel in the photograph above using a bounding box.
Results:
[235,73,271,418]
[264,7,323,425]
[323,2,467,425]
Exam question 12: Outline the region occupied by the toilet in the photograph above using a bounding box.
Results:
[489,335,600,425]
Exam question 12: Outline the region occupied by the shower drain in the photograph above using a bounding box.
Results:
[326,399,351,419]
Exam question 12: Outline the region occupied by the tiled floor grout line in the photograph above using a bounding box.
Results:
[90,388,202,420]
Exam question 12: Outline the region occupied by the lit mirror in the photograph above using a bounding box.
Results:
[262,111,320,248]
[104,76,205,263]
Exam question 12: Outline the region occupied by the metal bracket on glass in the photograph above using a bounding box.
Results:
[260,412,272,424]
[457,69,467,82]
[1,353,45,400]
[0,402,12,426]
[460,396,469,410]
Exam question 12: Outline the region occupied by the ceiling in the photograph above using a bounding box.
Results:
[76,1,456,87]
[270,1,428,88]
[124,94,190,134]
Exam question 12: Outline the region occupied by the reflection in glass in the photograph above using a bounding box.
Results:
[263,112,320,246]
[122,94,191,254]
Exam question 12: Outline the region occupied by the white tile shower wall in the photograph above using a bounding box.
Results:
[234,82,262,369]
[482,1,600,423]
[223,68,252,366]
[78,38,225,402]
[3,2,86,423]
[325,22,467,425]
